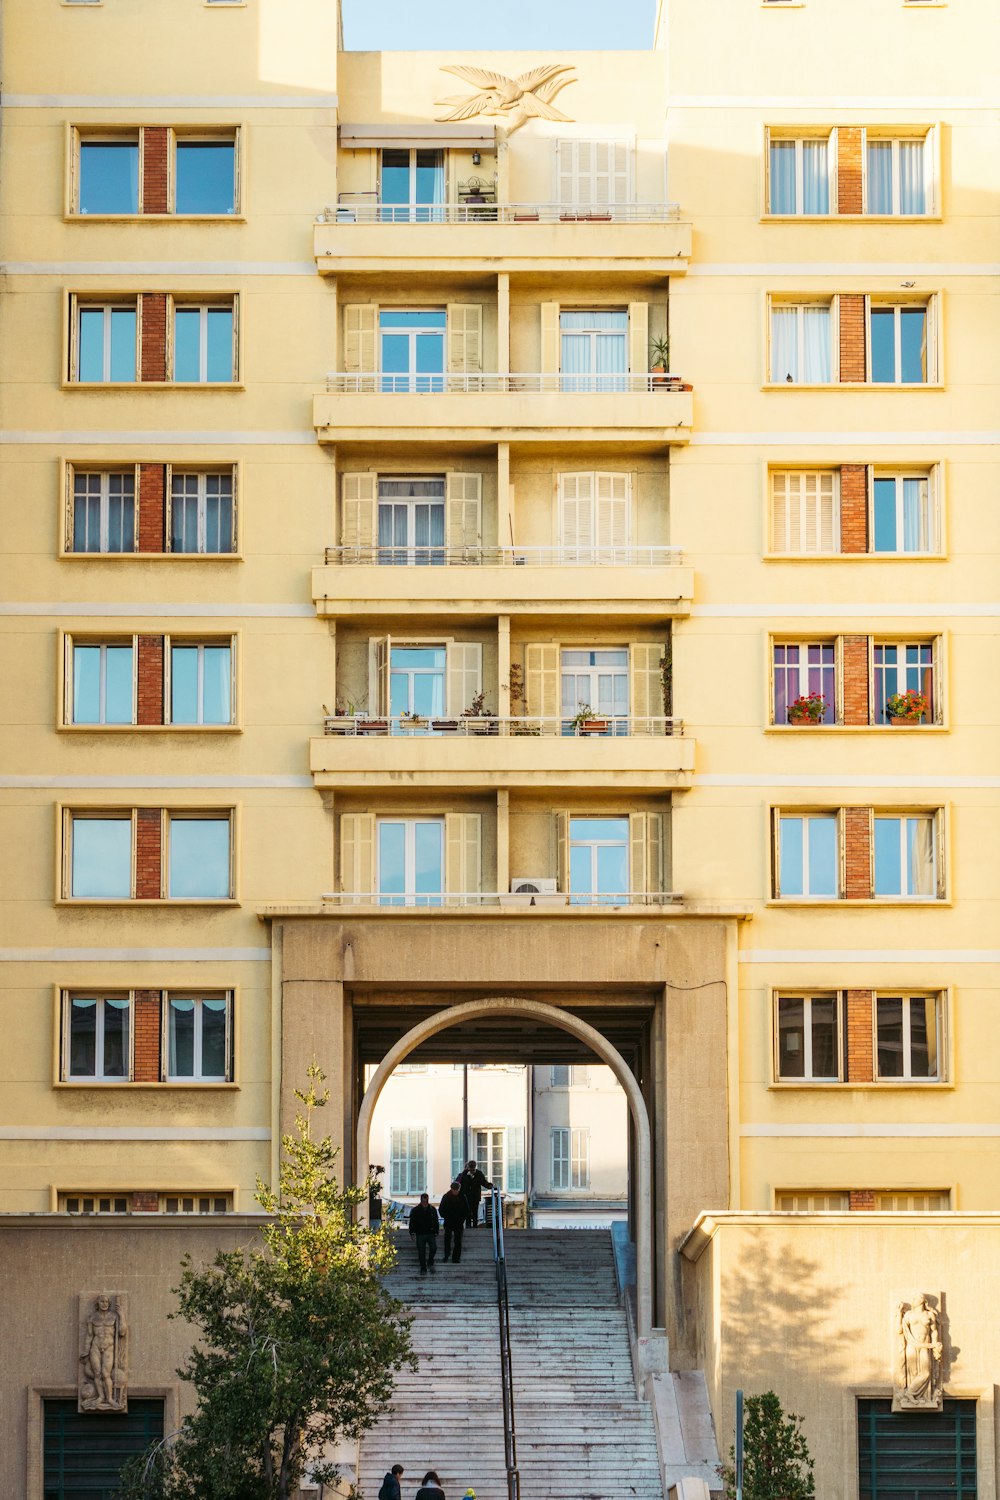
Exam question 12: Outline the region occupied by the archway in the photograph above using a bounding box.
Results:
[356,996,654,1341]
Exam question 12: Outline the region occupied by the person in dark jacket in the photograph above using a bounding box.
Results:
[438,1180,468,1263]
[407,1192,439,1274]
[378,1464,404,1500]
[414,1471,445,1500]
[458,1159,493,1228]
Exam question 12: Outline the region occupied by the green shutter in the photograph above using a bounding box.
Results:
[451,1126,465,1182]
[506,1125,525,1192]
[44,1397,164,1492]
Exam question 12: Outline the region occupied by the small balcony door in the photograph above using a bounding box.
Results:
[380,148,445,222]
[380,309,446,391]
[559,310,627,391]
[377,817,444,906]
[377,477,446,564]
[561,648,629,733]
[388,646,447,721]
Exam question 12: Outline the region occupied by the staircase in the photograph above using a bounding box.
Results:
[357,1227,664,1500]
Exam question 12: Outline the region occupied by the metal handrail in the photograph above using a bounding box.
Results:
[323,713,682,738]
[321,199,682,225]
[490,1186,520,1500]
[320,891,684,908]
[323,543,683,567]
[325,371,688,394]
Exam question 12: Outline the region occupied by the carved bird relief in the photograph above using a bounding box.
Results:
[435,64,576,132]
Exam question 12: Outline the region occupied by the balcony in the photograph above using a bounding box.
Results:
[309,715,695,790]
[319,890,683,910]
[313,373,694,445]
[314,201,692,274]
[311,545,694,619]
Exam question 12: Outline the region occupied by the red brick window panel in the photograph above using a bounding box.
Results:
[130,1191,159,1212]
[838,126,863,214]
[844,806,872,899]
[136,636,164,725]
[135,809,163,898]
[839,295,866,383]
[839,464,869,553]
[846,988,875,1082]
[842,635,870,726]
[132,989,163,1081]
[138,462,167,552]
[141,127,169,215]
[140,293,168,382]
[849,1189,877,1211]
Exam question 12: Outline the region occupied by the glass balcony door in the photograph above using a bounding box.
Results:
[559,310,627,392]
[377,818,444,907]
[389,646,447,723]
[380,148,445,222]
[569,817,630,905]
[377,478,446,564]
[380,310,447,392]
[561,648,629,733]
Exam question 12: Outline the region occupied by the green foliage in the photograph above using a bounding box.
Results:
[718,1390,815,1500]
[117,1066,414,1500]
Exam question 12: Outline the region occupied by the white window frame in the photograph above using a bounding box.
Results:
[872,639,938,725]
[171,300,237,383]
[389,1126,428,1196]
[768,470,839,555]
[568,816,630,902]
[560,647,630,722]
[73,299,139,383]
[774,811,841,900]
[768,299,836,384]
[166,638,235,726]
[165,994,232,1082]
[171,130,240,217]
[68,638,137,725]
[473,1126,506,1188]
[774,1191,852,1212]
[873,813,940,900]
[765,131,833,216]
[549,1065,588,1087]
[167,468,237,554]
[377,476,446,563]
[774,992,843,1082]
[867,299,935,384]
[162,1194,232,1214]
[63,994,132,1082]
[376,816,445,906]
[165,813,235,900]
[874,993,943,1082]
[771,639,838,725]
[69,468,138,554]
[869,470,937,554]
[61,1195,131,1213]
[66,811,135,899]
[862,131,932,216]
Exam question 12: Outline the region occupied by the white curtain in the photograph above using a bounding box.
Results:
[802,306,831,382]
[902,478,927,551]
[908,817,936,897]
[802,141,829,214]
[771,306,798,381]
[867,141,894,213]
[769,141,796,212]
[898,141,925,214]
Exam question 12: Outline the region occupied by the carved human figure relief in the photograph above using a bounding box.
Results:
[78,1292,128,1413]
[435,65,576,133]
[892,1292,943,1411]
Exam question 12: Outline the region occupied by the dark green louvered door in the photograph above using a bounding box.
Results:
[858,1398,977,1499]
[43,1398,163,1499]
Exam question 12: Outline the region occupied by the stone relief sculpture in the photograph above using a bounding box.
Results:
[435,65,576,132]
[78,1292,128,1412]
[892,1292,943,1411]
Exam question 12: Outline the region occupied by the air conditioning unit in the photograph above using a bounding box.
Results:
[510,877,558,895]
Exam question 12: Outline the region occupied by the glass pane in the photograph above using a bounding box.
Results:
[810,996,838,1078]
[769,141,796,213]
[872,477,899,552]
[168,819,230,898]
[104,645,134,724]
[205,477,234,552]
[876,997,904,1077]
[378,822,406,900]
[801,139,829,213]
[569,845,591,896]
[201,999,228,1077]
[175,141,236,214]
[206,308,234,382]
[73,647,102,723]
[414,150,444,206]
[909,998,934,1078]
[381,333,409,390]
[171,493,199,553]
[596,841,628,898]
[779,817,804,896]
[102,998,129,1078]
[874,818,902,895]
[69,998,97,1076]
[170,647,200,724]
[108,479,136,553]
[72,818,131,898]
[777,997,805,1078]
[866,141,894,214]
[898,141,926,214]
[414,822,443,901]
[870,307,897,382]
[169,998,196,1076]
[807,817,838,896]
[174,308,202,382]
[201,647,232,724]
[900,307,927,383]
[109,309,137,382]
[78,308,106,381]
[381,149,411,206]
[79,141,138,214]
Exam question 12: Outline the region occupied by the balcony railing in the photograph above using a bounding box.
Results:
[325,372,689,394]
[320,890,682,908]
[321,199,682,225]
[322,714,682,738]
[323,544,682,567]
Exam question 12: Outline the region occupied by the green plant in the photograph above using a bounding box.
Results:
[659,643,673,719]
[505,662,526,711]
[335,696,366,717]
[461,690,495,718]
[718,1390,815,1500]
[885,688,928,722]
[570,702,604,730]
[787,691,827,724]
[649,334,671,369]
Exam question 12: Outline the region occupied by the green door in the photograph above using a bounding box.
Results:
[43,1398,163,1499]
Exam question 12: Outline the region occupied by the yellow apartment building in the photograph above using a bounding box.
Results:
[0,0,998,1494]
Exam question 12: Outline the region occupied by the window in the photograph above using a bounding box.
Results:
[869,302,930,383]
[770,301,832,383]
[769,471,838,554]
[873,814,938,898]
[871,473,936,554]
[169,470,236,553]
[65,995,130,1081]
[776,994,841,1080]
[858,1399,976,1500]
[377,818,444,906]
[557,139,631,212]
[69,815,132,898]
[167,816,233,898]
[70,641,134,724]
[389,1127,427,1195]
[866,135,928,215]
[162,1194,231,1213]
[62,1195,130,1213]
[44,1399,164,1498]
[378,478,446,564]
[874,642,935,723]
[559,310,628,391]
[875,1191,950,1211]
[173,302,235,383]
[775,812,839,898]
[772,643,836,724]
[768,135,831,215]
[78,136,139,214]
[550,1065,589,1087]
[474,1127,506,1187]
[380,148,445,221]
[167,995,231,1081]
[74,301,138,382]
[775,1192,851,1211]
[388,646,447,720]
[876,994,941,1080]
[569,817,629,905]
[551,1127,590,1189]
[558,471,631,561]
[175,137,237,215]
[561,649,629,728]
[169,641,233,725]
[379,309,446,392]
[70,470,136,553]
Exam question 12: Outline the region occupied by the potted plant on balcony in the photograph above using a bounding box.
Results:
[787,691,827,725]
[649,335,674,391]
[570,703,609,735]
[885,689,929,725]
[399,709,429,732]
[459,690,498,736]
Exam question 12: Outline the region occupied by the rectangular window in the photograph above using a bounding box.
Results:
[776,994,841,1081]
[557,139,631,212]
[869,303,930,383]
[62,1195,131,1213]
[169,470,236,553]
[71,641,134,724]
[169,641,233,725]
[865,136,928,215]
[388,646,447,719]
[474,1127,505,1187]
[71,470,136,554]
[166,815,233,899]
[769,471,838,554]
[78,136,139,214]
[377,477,446,565]
[772,642,836,724]
[559,310,628,392]
[380,148,445,221]
[379,309,447,392]
[377,818,444,906]
[173,302,235,383]
[871,474,935,554]
[876,994,941,1080]
[561,648,629,729]
[770,302,833,383]
[551,1127,591,1190]
[875,1191,950,1211]
[75,301,138,382]
[389,1127,427,1195]
[775,812,839,898]
[167,995,231,1081]
[873,814,938,899]
[65,995,131,1081]
[69,815,132,898]
[175,136,237,215]
[162,1194,232,1213]
[558,471,632,562]
[858,1398,976,1500]
[874,642,935,723]
[44,1399,164,1496]
[568,817,629,905]
[768,135,830,214]
[550,1065,589,1087]
[775,1192,851,1211]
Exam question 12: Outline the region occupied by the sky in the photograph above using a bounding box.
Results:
[342,0,658,52]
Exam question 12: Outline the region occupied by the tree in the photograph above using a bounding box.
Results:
[118,1066,415,1500]
[718,1390,815,1500]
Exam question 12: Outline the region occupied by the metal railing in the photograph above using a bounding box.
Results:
[321,198,681,225]
[322,714,682,738]
[323,543,683,568]
[489,1186,520,1500]
[325,371,688,394]
[320,891,683,908]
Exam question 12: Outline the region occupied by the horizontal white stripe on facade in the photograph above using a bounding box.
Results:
[0,948,271,962]
[740,950,1000,964]
[1,262,316,276]
[0,776,313,789]
[0,431,316,446]
[0,603,314,617]
[688,264,1000,278]
[742,1124,1000,1138]
[691,603,999,618]
[667,95,999,110]
[2,94,339,109]
[690,432,1000,447]
[695,774,1000,790]
[0,1126,270,1141]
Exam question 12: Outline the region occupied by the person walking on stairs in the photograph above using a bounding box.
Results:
[407,1192,439,1275]
[457,1159,492,1228]
[438,1180,468,1263]
[414,1471,445,1500]
[378,1464,404,1500]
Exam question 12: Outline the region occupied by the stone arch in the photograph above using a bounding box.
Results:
[355,996,654,1340]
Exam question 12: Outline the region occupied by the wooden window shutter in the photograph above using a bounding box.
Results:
[524,643,560,723]
[540,302,560,379]
[340,813,375,900]
[446,471,482,552]
[629,644,663,734]
[341,472,377,551]
[596,471,630,556]
[554,811,570,894]
[556,139,576,205]
[558,472,595,554]
[446,641,483,716]
[445,812,482,898]
[370,636,391,716]
[447,304,483,378]
[628,812,648,897]
[628,302,648,377]
[343,304,377,381]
